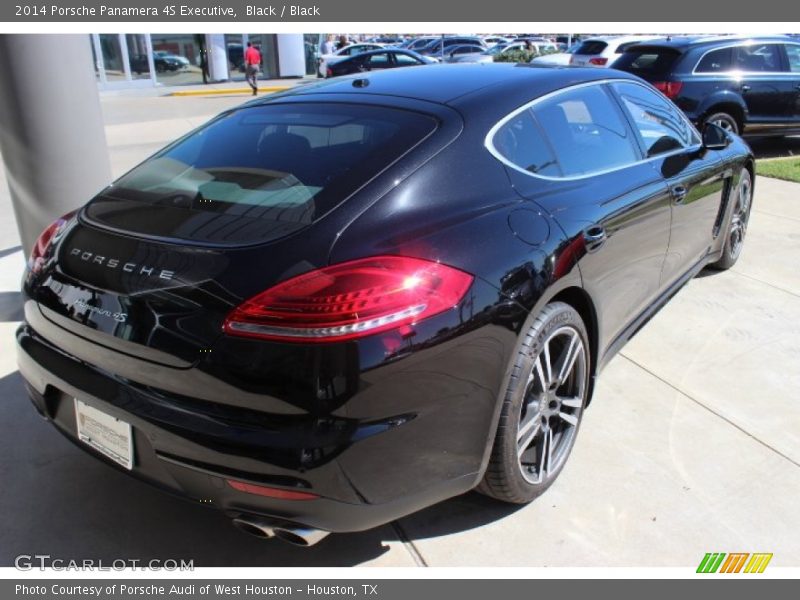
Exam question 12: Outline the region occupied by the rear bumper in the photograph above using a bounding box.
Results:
[16,315,513,532]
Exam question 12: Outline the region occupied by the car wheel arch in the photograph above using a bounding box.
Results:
[548,286,599,405]
[475,279,599,484]
[519,281,600,406]
[701,100,746,131]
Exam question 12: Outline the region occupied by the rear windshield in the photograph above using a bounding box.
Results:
[575,41,608,55]
[85,103,437,245]
[613,47,681,77]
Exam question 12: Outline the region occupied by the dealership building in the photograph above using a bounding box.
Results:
[90,33,323,88]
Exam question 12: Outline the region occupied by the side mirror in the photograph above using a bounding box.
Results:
[702,122,731,150]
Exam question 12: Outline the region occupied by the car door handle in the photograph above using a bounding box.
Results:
[741,84,751,92]
[583,225,607,252]
[671,185,688,204]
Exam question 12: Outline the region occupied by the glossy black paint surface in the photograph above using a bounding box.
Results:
[613,35,800,136]
[17,64,754,532]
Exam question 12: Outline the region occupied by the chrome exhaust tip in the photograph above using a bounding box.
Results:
[272,526,330,547]
[232,516,330,546]
[231,516,276,539]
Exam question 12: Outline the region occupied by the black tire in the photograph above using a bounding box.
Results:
[710,168,753,270]
[478,302,590,504]
[703,111,740,135]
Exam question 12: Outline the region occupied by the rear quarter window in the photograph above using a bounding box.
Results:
[695,47,732,73]
[491,109,561,177]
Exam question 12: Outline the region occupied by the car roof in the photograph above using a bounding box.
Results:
[254,63,642,106]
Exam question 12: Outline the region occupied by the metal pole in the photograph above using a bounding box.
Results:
[0,34,112,255]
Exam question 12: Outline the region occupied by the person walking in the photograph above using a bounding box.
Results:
[244,41,261,96]
[322,35,336,55]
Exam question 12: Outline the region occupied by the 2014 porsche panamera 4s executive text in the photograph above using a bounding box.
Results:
[17,64,754,546]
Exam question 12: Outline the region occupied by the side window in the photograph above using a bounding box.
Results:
[734,44,785,72]
[785,44,800,73]
[492,109,561,177]
[394,53,421,66]
[366,53,391,68]
[531,85,638,176]
[695,48,731,73]
[613,82,700,157]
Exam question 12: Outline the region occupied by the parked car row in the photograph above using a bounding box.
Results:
[324,49,437,77]
[320,34,800,138]
[317,42,388,77]
[452,41,560,64]
[318,36,566,76]
[569,35,659,67]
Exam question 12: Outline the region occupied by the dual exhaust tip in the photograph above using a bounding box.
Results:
[232,515,330,547]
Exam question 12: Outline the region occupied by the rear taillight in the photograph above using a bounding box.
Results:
[326,67,333,77]
[569,55,577,65]
[588,57,608,66]
[28,211,76,274]
[652,81,684,100]
[223,255,474,343]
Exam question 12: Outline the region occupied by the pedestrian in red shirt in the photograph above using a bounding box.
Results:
[244,42,261,96]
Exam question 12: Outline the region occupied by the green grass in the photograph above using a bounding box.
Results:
[756,158,800,183]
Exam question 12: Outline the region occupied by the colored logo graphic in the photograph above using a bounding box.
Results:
[697,553,773,573]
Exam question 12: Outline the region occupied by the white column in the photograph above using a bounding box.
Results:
[145,34,157,86]
[0,34,112,254]
[206,34,229,82]
[92,33,107,85]
[277,34,306,78]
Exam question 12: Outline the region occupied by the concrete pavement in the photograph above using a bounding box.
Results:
[0,93,798,567]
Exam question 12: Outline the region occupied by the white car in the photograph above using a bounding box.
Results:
[530,42,582,66]
[568,35,660,67]
[481,36,511,48]
[317,43,385,77]
[454,41,559,64]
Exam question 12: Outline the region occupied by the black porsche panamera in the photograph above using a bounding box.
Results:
[17,64,753,546]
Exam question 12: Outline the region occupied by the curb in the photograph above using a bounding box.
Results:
[754,155,799,163]
[169,86,290,97]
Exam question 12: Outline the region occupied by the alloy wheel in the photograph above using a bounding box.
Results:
[517,325,587,484]
[712,117,736,132]
[729,172,752,260]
